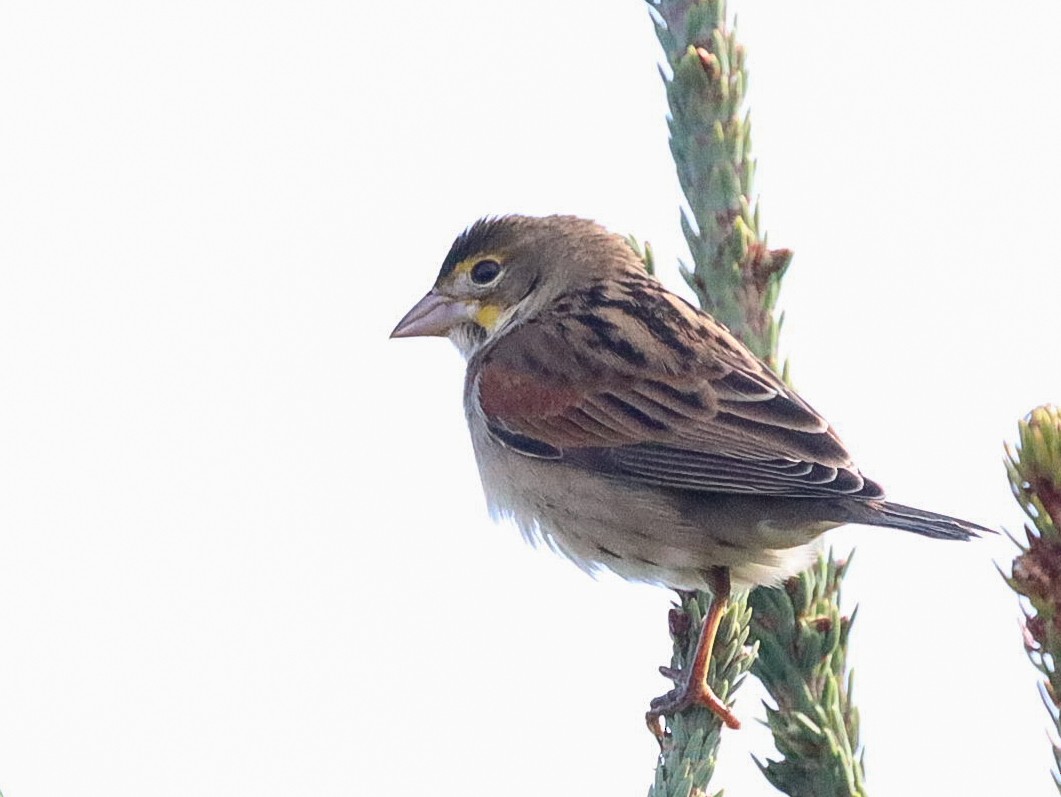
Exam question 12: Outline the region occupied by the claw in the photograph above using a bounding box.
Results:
[658,665,683,681]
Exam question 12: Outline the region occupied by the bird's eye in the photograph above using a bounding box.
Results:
[470,259,502,285]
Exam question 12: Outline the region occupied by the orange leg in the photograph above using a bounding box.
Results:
[646,568,740,741]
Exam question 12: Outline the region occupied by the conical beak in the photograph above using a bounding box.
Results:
[390,290,474,338]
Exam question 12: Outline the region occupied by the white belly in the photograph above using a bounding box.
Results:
[467,413,819,590]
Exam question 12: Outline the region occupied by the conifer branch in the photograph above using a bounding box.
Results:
[645,2,865,794]
[1005,405,1061,790]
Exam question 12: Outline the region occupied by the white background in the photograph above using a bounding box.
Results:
[2,2,1059,795]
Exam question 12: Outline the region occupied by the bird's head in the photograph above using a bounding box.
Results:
[390,214,641,358]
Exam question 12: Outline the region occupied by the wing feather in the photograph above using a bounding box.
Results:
[473,273,882,500]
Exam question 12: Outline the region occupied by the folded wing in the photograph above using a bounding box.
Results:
[474,276,883,500]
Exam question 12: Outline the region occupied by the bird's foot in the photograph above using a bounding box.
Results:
[645,672,741,742]
[648,568,739,743]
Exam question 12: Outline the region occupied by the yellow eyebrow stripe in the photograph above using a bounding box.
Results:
[455,252,506,275]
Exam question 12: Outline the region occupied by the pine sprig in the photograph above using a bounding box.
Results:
[648,0,790,368]
[1005,405,1061,789]
[749,553,866,796]
[645,2,865,794]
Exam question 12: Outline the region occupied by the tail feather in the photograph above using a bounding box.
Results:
[852,501,994,541]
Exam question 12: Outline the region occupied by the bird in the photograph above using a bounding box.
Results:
[390,213,990,738]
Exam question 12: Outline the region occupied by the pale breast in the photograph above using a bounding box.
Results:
[464,403,818,590]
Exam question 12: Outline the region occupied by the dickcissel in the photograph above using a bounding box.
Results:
[391,214,988,736]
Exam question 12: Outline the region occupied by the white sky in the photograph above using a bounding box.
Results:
[2,2,1060,795]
